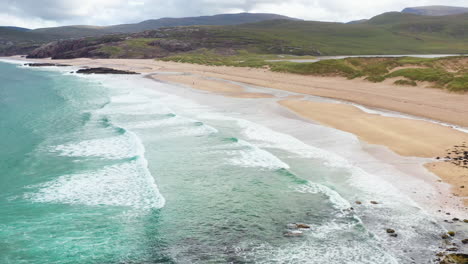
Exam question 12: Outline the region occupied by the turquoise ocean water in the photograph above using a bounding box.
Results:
[0,61,451,263]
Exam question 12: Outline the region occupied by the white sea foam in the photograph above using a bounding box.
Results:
[240,234,399,264]
[234,119,408,199]
[165,124,218,138]
[52,133,137,159]
[124,116,193,129]
[0,58,32,65]
[295,181,351,210]
[98,102,172,116]
[228,140,289,170]
[24,159,165,209]
[110,93,152,104]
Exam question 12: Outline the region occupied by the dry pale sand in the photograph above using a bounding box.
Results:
[425,162,468,199]
[279,100,468,158]
[153,74,274,98]
[279,99,468,204]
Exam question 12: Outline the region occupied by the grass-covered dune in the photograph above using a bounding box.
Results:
[269,56,468,92]
[161,52,467,92]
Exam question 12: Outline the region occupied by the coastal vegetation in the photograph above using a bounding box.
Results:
[271,56,467,91]
[162,53,468,92]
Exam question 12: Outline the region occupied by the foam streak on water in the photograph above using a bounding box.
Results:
[24,158,165,209]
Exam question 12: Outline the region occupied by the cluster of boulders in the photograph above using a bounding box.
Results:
[436,143,468,168]
[439,253,468,264]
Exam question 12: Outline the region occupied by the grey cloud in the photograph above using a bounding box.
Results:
[1,0,467,28]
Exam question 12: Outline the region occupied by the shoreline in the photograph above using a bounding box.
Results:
[278,99,468,206]
[4,56,468,209]
[7,56,468,127]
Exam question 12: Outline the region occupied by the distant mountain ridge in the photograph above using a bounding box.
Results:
[402,5,468,16]
[1,10,468,57]
[0,26,31,32]
[105,13,299,33]
[32,13,299,37]
[25,12,468,60]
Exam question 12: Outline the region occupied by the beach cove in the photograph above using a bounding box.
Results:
[1,57,468,263]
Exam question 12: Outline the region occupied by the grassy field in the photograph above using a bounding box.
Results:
[270,56,468,92]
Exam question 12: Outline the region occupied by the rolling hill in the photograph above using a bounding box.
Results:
[30,13,298,37]
[0,13,298,56]
[0,26,31,32]
[26,12,468,60]
[105,13,299,33]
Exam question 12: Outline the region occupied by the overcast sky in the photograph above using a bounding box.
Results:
[2,0,467,28]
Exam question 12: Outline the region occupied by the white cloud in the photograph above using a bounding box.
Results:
[0,0,467,28]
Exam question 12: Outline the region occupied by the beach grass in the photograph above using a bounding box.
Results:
[161,53,467,91]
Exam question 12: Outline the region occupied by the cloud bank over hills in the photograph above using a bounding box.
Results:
[1,0,467,28]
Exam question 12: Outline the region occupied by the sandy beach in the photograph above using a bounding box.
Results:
[10,56,468,206]
[19,57,468,127]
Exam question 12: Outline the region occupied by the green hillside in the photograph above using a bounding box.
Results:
[28,13,298,37]
[106,13,298,33]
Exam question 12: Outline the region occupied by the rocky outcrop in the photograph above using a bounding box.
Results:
[76,67,139,74]
[440,253,468,264]
[27,35,125,59]
[0,44,41,56]
[24,63,70,67]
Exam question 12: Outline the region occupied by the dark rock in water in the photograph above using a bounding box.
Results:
[453,218,460,221]
[448,231,456,237]
[24,63,70,67]
[386,229,395,234]
[296,223,311,229]
[370,201,379,204]
[442,234,450,239]
[287,223,311,229]
[389,233,398,237]
[462,239,468,244]
[76,67,139,75]
[446,247,459,252]
[464,219,468,223]
[355,201,362,205]
[283,230,303,237]
[440,253,468,264]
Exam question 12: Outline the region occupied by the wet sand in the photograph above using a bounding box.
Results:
[279,100,468,205]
